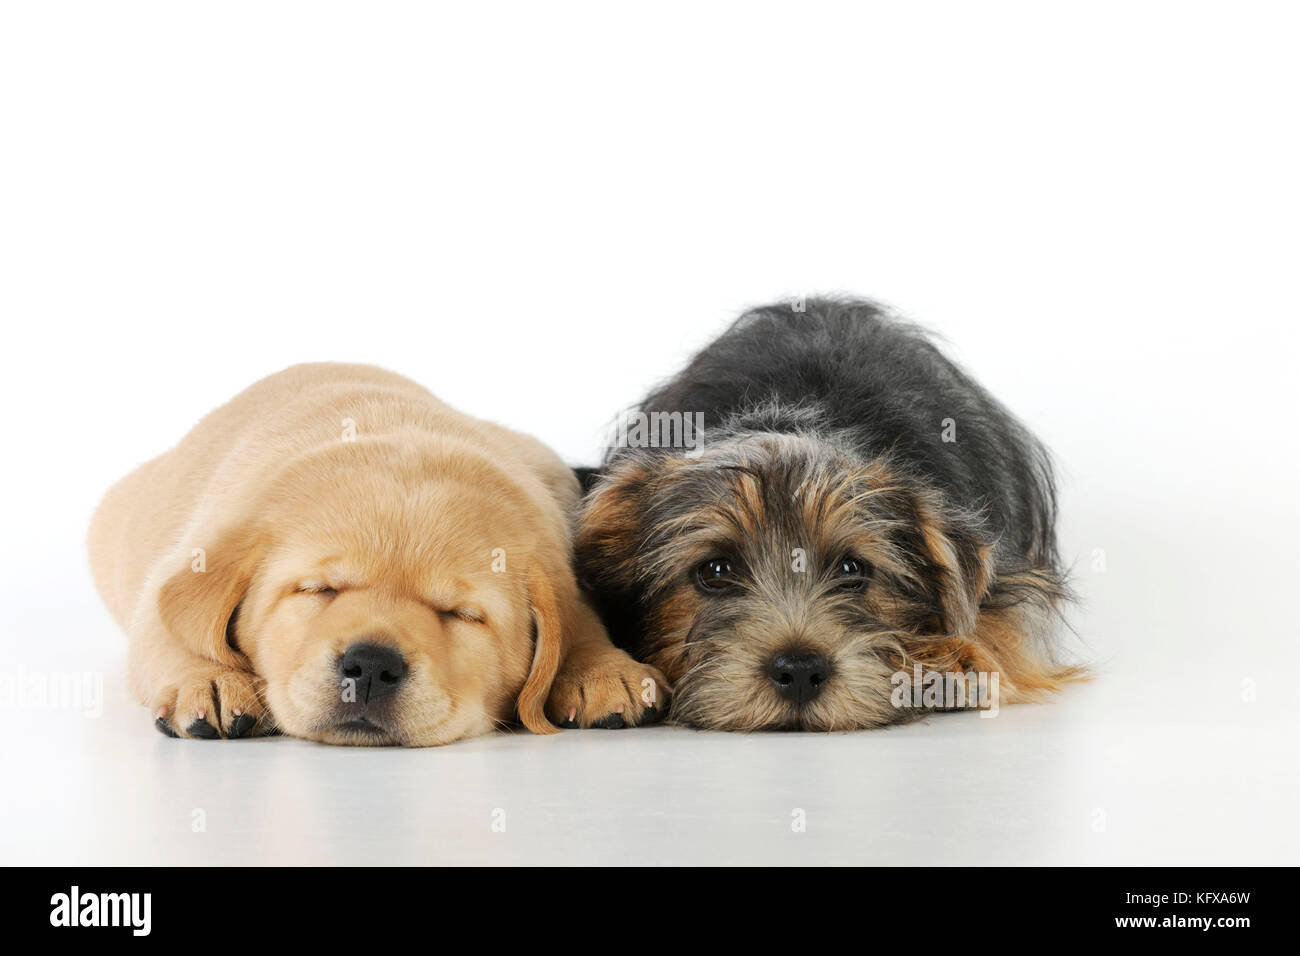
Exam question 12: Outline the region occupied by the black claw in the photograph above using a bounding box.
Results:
[592,712,626,729]
[154,717,179,738]
[186,718,220,739]
[228,713,256,739]
[636,706,664,727]
[559,716,579,729]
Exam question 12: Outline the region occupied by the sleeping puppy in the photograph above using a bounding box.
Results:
[89,363,667,745]
[576,297,1082,732]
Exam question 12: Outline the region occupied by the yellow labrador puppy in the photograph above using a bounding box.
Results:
[88,363,668,745]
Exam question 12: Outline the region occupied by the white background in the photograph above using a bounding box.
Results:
[1,1,1296,865]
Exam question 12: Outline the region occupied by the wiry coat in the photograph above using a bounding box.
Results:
[577,298,1080,731]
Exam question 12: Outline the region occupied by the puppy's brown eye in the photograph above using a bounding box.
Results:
[696,558,738,593]
[835,558,871,591]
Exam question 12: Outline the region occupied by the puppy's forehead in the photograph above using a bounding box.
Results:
[633,436,916,570]
[647,437,864,524]
[268,506,513,587]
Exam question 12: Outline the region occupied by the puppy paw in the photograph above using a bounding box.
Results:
[150,665,273,740]
[545,647,672,729]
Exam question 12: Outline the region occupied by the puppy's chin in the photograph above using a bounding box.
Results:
[271,705,497,747]
[263,668,498,748]
[313,719,401,748]
[301,713,497,747]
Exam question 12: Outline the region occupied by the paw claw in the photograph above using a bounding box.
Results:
[186,718,220,739]
[228,712,257,739]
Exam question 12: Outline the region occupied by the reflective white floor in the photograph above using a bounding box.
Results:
[1,663,1291,866]
[4,499,1296,867]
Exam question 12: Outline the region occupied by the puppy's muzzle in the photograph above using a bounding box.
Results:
[768,651,830,705]
[338,641,408,706]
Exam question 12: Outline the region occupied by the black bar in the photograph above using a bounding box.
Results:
[4,866,1284,941]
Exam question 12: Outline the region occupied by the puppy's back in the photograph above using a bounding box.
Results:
[89,362,576,629]
[631,297,1058,566]
[88,364,412,625]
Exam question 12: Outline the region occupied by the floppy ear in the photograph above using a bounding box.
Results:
[157,521,261,668]
[573,457,679,654]
[907,497,994,637]
[573,457,658,594]
[515,558,573,735]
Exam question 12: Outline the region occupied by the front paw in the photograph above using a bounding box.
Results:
[545,647,672,729]
[149,665,274,740]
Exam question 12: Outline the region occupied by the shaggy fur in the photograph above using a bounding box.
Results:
[576,298,1083,731]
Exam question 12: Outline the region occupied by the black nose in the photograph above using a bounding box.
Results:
[338,642,407,704]
[768,652,830,704]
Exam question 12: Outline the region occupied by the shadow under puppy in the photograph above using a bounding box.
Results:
[576,298,1083,731]
[89,363,667,745]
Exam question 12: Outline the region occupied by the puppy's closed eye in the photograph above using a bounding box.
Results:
[295,583,340,599]
[437,607,485,625]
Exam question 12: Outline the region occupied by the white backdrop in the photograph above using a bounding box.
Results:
[1,1,1297,865]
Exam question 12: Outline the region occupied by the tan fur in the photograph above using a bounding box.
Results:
[577,437,1082,732]
[89,363,666,745]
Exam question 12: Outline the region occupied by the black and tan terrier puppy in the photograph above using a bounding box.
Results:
[576,297,1082,731]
